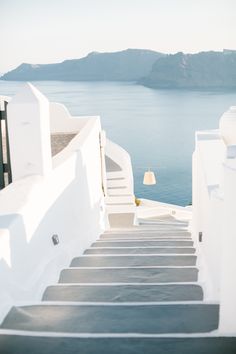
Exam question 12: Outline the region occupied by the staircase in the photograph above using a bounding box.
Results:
[0,217,236,353]
[105,155,136,227]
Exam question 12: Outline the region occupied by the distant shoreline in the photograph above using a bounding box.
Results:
[1,78,236,93]
[2,49,236,90]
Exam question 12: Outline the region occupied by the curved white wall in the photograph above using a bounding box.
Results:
[105,138,134,193]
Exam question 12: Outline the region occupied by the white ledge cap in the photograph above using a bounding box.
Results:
[9,82,48,105]
[219,106,236,145]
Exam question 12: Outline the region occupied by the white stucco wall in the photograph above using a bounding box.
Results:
[193,125,236,334]
[7,84,52,180]
[192,133,225,301]
[219,154,236,333]
[0,86,105,323]
[50,102,95,133]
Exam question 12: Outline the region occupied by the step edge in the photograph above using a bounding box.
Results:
[0,329,224,338]
[83,253,196,256]
[9,300,219,307]
[97,239,193,242]
[66,266,199,270]
[77,254,197,257]
[90,246,195,249]
[44,282,203,287]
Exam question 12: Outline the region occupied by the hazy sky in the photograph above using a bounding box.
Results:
[1,0,235,73]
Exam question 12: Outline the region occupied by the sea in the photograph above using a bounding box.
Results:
[1,80,236,206]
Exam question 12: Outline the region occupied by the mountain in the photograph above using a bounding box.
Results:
[140,50,236,89]
[1,49,163,81]
[2,49,236,88]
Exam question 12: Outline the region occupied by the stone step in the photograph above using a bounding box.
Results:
[59,267,199,283]
[105,195,135,204]
[107,179,129,188]
[138,223,188,229]
[138,222,189,228]
[106,228,191,233]
[138,219,188,226]
[1,335,236,354]
[138,218,189,227]
[92,240,194,247]
[42,284,203,302]
[106,205,136,214]
[70,255,197,267]
[104,227,191,232]
[107,176,126,181]
[84,247,196,255]
[105,156,122,172]
[97,237,192,242]
[107,187,130,196]
[101,232,191,239]
[108,213,136,228]
[106,170,126,179]
[104,230,191,235]
[1,304,219,334]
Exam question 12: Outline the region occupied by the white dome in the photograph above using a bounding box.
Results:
[219,106,236,145]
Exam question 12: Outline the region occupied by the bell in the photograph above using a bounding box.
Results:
[143,170,156,185]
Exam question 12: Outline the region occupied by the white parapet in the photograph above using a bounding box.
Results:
[219,148,236,333]
[192,105,236,334]
[7,83,52,180]
[0,87,105,322]
[50,102,94,133]
[192,130,225,301]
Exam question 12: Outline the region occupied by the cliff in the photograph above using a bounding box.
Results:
[140,51,236,89]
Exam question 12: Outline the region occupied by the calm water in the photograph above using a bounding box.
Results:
[1,80,236,206]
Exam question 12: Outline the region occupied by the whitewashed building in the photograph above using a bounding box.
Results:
[0,85,235,353]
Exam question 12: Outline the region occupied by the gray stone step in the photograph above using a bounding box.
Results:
[105,225,190,230]
[138,224,188,230]
[59,267,199,283]
[103,228,191,233]
[1,335,236,354]
[85,247,196,255]
[105,228,189,234]
[135,227,189,232]
[95,237,193,246]
[105,156,122,172]
[101,232,191,239]
[43,284,203,302]
[1,304,219,334]
[107,177,126,181]
[70,255,197,267]
[138,219,189,226]
[93,240,194,247]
